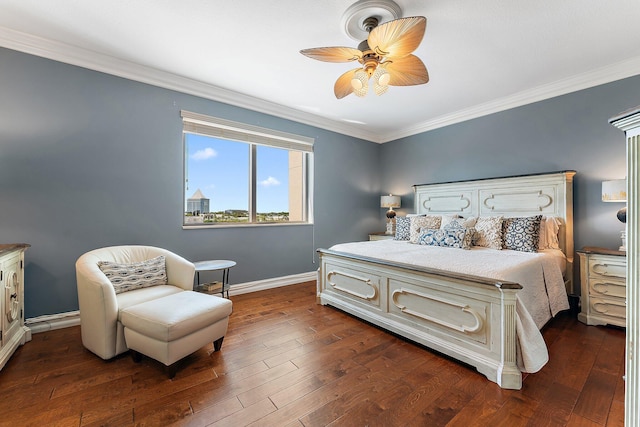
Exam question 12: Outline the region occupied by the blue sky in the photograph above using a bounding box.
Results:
[185,134,289,212]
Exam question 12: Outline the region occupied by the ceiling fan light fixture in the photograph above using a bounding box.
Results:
[373,66,390,85]
[351,69,369,96]
[372,66,390,96]
[353,87,368,97]
[301,0,428,99]
[374,81,389,96]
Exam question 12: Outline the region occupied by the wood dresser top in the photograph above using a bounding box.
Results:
[0,243,30,256]
[578,246,626,257]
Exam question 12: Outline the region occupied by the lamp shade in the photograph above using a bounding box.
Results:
[380,195,401,208]
[602,179,627,202]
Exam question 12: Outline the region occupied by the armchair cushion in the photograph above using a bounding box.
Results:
[98,255,167,294]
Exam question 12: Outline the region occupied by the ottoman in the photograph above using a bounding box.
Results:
[120,290,233,377]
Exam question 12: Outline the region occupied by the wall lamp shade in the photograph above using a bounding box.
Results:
[381,194,401,235]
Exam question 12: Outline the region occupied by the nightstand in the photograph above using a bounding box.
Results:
[369,232,394,241]
[577,247,626,327]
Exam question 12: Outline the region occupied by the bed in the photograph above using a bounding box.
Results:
[316,171,576,389]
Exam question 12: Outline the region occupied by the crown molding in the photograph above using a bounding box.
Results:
[1,25,638,144]
[381,55,640,143]
[610,105,640,133]
[0,26,381,143]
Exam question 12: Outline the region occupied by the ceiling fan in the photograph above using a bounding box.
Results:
[300,1,429,99]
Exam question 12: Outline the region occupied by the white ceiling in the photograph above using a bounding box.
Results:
[1,0,640,143]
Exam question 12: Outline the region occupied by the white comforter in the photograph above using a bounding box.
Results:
[329,240,570,372]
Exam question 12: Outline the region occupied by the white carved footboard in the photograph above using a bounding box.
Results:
[390,287,483,334]
[317,249,523,389]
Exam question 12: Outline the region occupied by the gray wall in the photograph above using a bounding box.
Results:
[2,45,637,318]
[0,48,381,318]
[380,75,640,287]
[381,76,639,250]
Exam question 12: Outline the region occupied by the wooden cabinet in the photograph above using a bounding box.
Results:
[0,244,30,371]
[577,247,626,327]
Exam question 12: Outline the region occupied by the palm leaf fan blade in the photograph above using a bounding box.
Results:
[384,55,429,86]
[368,16,426,59]
[334,68,360,98]
[299,47,363,63]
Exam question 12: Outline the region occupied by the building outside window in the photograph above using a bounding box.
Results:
[186,189,210,216]
[181,111,314,227]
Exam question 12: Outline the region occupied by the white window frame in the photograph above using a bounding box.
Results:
[181,110,314,228]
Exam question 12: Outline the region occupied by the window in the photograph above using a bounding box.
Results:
[181,111,313,227]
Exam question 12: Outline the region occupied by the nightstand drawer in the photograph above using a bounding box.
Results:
[589,257,626,280]
[589,297,626,323]
[590,278,626,300]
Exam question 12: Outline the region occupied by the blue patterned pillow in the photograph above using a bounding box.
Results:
[443,222,475,249]
[394,216,411,240]
[417,228,469,249]
[410,215,442,243]
[502,215,542,252]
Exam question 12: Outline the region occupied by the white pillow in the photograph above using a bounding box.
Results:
[539,216,561,250]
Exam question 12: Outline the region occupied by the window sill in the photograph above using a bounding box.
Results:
[182,222,313,230]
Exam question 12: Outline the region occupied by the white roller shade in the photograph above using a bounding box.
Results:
[181,110,314,152]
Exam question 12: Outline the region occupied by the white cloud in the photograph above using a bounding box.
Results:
[260,176,280,187]
[191,147,217,160]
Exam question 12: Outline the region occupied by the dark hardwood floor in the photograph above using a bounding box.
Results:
[0,281,626,426]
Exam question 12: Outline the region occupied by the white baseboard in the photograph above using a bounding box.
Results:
[25,271,317,334]
[25,310,81,334]
[227,271,316,296]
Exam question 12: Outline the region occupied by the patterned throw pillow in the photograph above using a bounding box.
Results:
[98,255,168,294]
[440,215,477,229]
[409,215,442,243]
[442,221,475,249]
[473,216,503,250]
[394,216,411,240]
[417,227,468,249]
[502,215,543,252]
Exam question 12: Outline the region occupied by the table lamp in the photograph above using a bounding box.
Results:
[602,179,627,251]
[381,194,401,235]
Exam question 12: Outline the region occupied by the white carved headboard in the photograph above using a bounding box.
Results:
[414,171,576,291]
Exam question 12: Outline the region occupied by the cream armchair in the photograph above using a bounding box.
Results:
[75,245,195,360]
